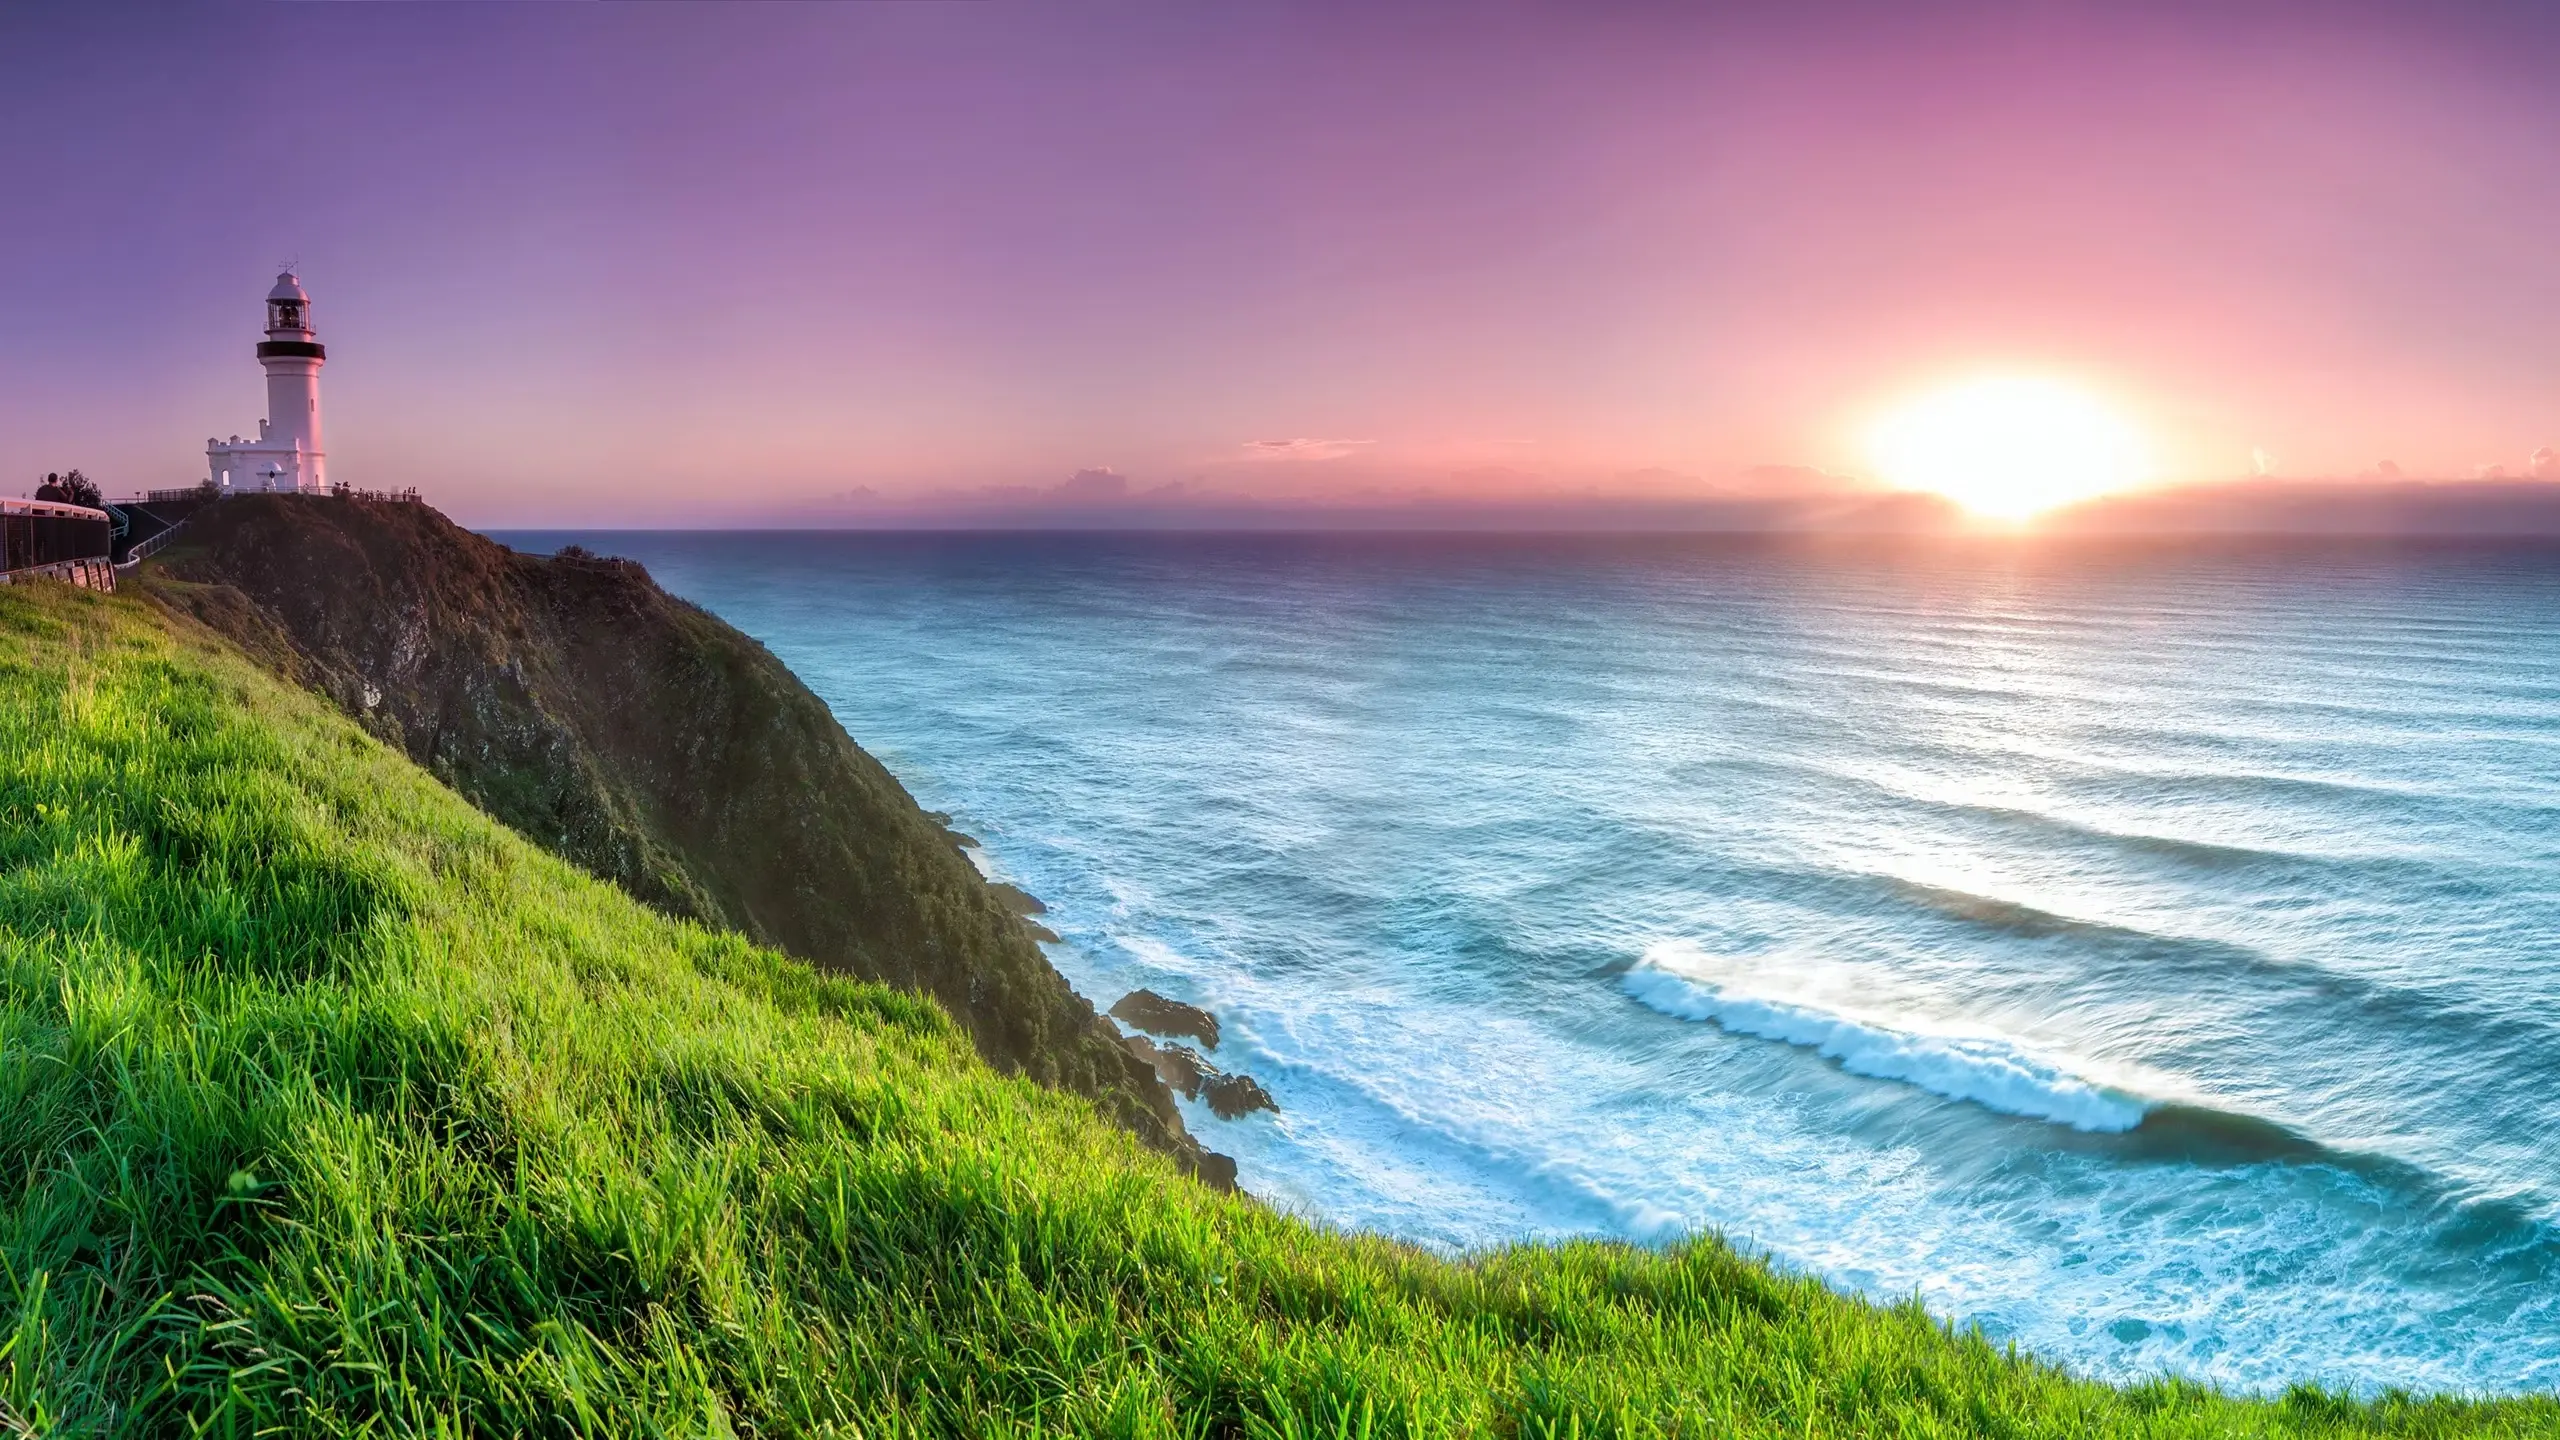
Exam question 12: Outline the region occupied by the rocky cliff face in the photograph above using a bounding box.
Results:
[147,496,1224,1182]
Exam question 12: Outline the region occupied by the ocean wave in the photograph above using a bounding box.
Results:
[1948,802,2315,876]
[2115,1102,2332,1167]
[1622,951,2150,1132]
[1850,875,2560,1069]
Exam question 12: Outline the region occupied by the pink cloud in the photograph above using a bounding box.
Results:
[1239,438,1376,462]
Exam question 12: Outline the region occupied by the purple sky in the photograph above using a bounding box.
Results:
[5,3,2558,526]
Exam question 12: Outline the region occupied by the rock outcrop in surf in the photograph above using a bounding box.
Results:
[1110,988,1273,1119]
[1111,987,1222,1049]
[1120,1031,1278,1120]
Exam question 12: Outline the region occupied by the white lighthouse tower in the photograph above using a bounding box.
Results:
[206,272,328,493]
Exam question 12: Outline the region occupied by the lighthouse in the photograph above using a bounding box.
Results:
[206,272,328,493]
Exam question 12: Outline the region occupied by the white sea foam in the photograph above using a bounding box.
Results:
[1624,949,2150,1133]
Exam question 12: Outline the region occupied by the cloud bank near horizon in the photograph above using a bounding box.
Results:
[2049,476,2560,536]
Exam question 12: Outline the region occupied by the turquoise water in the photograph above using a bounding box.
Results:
[505,531,2560,1395]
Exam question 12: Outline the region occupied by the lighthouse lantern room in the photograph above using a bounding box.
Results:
[207,272,329,493]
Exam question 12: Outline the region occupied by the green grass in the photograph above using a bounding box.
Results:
[0,582,2547,1438]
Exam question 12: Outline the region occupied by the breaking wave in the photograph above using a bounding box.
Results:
[1623,950,2150,1132]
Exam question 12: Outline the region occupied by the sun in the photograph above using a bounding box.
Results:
[1869,375,2147,521]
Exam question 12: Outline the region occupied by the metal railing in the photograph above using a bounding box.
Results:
[117,521,190,570]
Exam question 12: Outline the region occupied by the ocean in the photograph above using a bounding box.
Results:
[499,530,2560,1396]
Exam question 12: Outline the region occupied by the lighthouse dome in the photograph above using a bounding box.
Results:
[267,272,309,303]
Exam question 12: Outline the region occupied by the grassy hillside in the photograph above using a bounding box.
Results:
[0,581,2546,1437]
[145,497,1207,1180]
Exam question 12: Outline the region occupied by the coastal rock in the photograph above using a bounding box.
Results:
[1110,988,1221,1049]
[1120,1033,1209,1098]
[1203,1072,1276,1120]
[1118,1033,1277,1121]
[1191,1148,1239,1191]
[988,882,1047,916]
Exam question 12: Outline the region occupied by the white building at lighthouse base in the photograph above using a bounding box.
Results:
[208,422,322,494]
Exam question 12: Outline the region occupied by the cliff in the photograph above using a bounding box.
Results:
[143,495,1219,1180]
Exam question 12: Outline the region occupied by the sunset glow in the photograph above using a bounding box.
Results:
[1870,377,2148,522]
